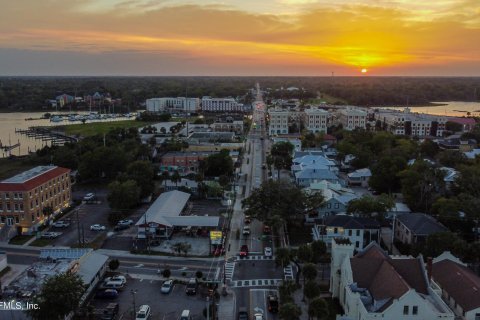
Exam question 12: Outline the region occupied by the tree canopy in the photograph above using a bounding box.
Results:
[204,149,233,177]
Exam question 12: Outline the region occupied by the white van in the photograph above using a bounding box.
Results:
[180,310,191,320]
[136,305,151,320]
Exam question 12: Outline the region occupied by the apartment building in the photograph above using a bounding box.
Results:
[159,151,216,174]
[146,97,200,113]
[338,108,367,130]
[268,108,290,135]
[304,107,329,133]
[201,97,246,113]
[375,108,447,137]
[0,166,71,234]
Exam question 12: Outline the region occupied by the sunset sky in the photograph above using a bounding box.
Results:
[0,0,479,76]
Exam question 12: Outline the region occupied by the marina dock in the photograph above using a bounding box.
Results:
[15,127,78,146]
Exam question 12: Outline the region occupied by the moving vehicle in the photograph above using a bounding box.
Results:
[117,219,134,226]
[254,313,264,320]
[90,224,106,231]
[135,305,151,320]
[267,294,279,313]
[239,245,249,257]
[52,220,70,228]
[95,289,119,299]
[264,247,272,257]
[263,225,271,234]
[41,232,62,239]
[242,226,251,235]
[237,307,249,320]
[160,279,174,294]
[185,278,198,295]
[244,215,251,224]
[114,224,129,231]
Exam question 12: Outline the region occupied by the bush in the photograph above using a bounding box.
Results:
[162,269,171,278]
[195,271,203,279]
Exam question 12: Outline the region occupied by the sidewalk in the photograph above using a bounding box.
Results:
[217,287,236,320]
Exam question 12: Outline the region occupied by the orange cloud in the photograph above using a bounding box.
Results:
[0,0,479,75]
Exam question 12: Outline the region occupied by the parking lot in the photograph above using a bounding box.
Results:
[90,277,209,320]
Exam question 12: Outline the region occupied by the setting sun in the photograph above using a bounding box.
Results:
[361,68,368,73]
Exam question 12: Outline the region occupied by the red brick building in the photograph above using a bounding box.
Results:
[159,151,216,174]
[0,166,71,235]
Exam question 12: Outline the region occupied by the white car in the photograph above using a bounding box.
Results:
[104,275,126,284]
[254,313,264,320]
[118,219,134,226]
[242,226,251,235]
[160,279,174,294]
[90,224,106,231]
[52,220,70,228]
[83,193,95,201]
[136,305,151,320]
[264,247,272,257]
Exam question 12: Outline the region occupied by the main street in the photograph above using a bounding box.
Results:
[224,83,285,320]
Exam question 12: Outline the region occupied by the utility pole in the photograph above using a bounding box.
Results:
[131,289,137,318]
[76,209,81,247]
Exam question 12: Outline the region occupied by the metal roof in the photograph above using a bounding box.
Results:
[39,248,91,260]
[77,252,108,285]
[2,166,57,183]
[136,190,190,227]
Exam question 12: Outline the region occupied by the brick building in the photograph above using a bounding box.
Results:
[0,166,71,236]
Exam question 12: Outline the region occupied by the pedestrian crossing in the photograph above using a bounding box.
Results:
[284,265,294,281]
[235,255,274,261]
[231,279,282,288]
[224,262,235,281]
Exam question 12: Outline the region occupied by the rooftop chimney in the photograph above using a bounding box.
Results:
[427,257,433,281]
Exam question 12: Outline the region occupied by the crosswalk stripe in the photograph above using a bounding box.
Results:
[230,279,283,288]
[235,255,274,261]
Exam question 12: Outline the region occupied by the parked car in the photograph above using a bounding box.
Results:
[267,294,279,313]
[242,226,251,235]
[41,232,62,239]
[95,289,119,299]
[52,220,70,228]
[264,247,272,257]
[160,279,174,294]
[135,305,151,320]
[83,192,96,201]
[239,245,249,257]
[238,307,249,320]
[117,219,134,226]
[185,278,198,295]
[90,224,106,231]
[99,302,119,320]
[102,279,125,290]
[244,215,251,224]
[104,275,126,284]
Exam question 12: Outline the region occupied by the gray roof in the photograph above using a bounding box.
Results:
[40,248,91,260]
[136,190,190,227]
[77,252,108,285]
[397,213,447,236]
[2,166,57,183]
[164,216,220,227]
[326,214,380,229]
[295,168,338,181]
[164,178,198,189]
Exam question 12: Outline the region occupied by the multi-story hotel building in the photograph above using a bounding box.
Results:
[338,107,367,130]
[374,108,446,137]
[268,108,290,135]
[201,97,247,113]
[305,107,329,133]
[146,97,200,113]
[0,166,71,234]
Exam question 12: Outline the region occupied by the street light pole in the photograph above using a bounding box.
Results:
[131,289,137,318]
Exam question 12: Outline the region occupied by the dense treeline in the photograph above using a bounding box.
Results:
[0,77,479,111]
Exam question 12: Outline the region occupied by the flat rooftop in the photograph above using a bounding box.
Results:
[2,166,57,184]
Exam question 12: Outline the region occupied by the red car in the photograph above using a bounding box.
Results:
[213,245,225,256]
[239,245,249,257]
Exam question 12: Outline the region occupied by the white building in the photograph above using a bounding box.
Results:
[201,97,245,113]
[338,108,367,131]
[330,240,454,320]
[374,108,447,137]
[305,107,329,133]
[146,97,200,113]
[268,108,290,135]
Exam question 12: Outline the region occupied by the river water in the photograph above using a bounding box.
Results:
[0,112,134,158]
[383,101,480,117]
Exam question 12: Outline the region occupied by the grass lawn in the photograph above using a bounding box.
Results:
[55,120,154,137]
[308,93,348,105]
[30,238,54,247]
[8,235,34,245]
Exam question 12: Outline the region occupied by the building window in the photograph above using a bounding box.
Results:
[334,228,338,234]
[412,306,418,315]
[32,215,35,222]
[355,241,359,248]
[348,230,352,236]
[334,203,339,209]
[403,306,409,315]
[356,230,360,236]
[15,216,19,223]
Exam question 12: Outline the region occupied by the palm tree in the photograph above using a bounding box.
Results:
[171,170,181,187]
[161,171,170,188]
[279,302,302,320]
[308,297,329,320]
[275,248,292,268]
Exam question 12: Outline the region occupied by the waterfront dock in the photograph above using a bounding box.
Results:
[15,127,78,145]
